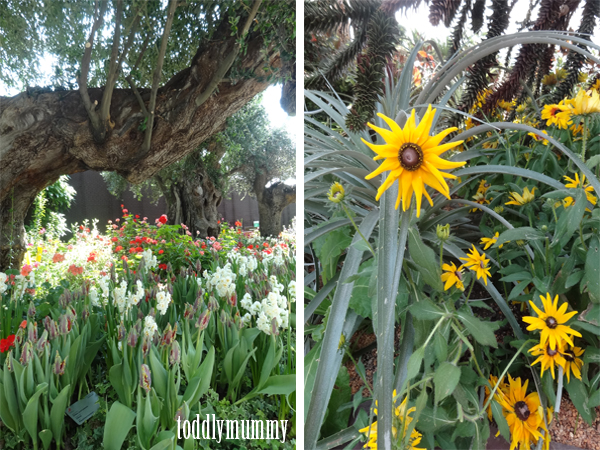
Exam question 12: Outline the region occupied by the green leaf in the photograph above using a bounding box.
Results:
[588,389,600,409]
[39,430,53,450]
[406,347,425,381]
[581,236,600,303]
[583,347,600,364]
[495,227,546,247]
[149,350,168,399]
[434,362,460,405]
[409,299,445,321]
[304,342,321,422]
[433,332,448,363]
[50,384,70,444]
[103,401,136,450]
[314,225,353,283]
[321,366,352,438]
[408,228,443,291]
[491,400,510,442]
[23,383,48,445]
[257,375,296,396]
[553,189,587,247]
[349,260,375,319]
[564,378,595,425]
[456,310,498,348]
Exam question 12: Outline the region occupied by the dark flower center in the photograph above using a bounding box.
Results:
[547,346,558,357]
[545,316,558,329]
[399,143,423,171]
[514,401,530,421]
[563,349,575,362]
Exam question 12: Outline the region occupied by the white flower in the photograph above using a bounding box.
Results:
[288,280,296,302]
[118,341,123,351]
[89,287,100,307]
[0,272,8,295]
[156,288,171,316]
[241,313,253,326]
[256,312,271,335]
[142,249,157,272]
[249,301,262,316]
[143,316,158,339]
[240,292,252,310]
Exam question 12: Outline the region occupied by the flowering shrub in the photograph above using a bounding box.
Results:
[0,210,296,449]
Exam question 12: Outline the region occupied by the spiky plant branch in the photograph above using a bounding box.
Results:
[346,10,400,131]
[449,0,472,54]
[550,0,599,101]
[305,0,381,33]
[471,0,486,32]
[429,0,464,26]
[483,0,581,113]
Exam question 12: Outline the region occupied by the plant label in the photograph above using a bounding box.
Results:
[66,391,100,425]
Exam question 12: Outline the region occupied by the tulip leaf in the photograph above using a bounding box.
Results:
[23,383,48,445]
[50,384,70,444]
[39,429,53,450]
[103,401,136,450]
[257,375,296,396]
[149,350,168,399]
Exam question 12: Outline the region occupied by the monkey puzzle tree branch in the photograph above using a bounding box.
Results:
[142,0,178,154]
[195,0,263,108]
[99,0,123,126]
[79,0,108,141]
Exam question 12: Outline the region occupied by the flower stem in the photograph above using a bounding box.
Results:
[555,366,564,413]
[341,203,376,258]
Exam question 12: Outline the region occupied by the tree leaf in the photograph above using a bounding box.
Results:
[456,310,497,348]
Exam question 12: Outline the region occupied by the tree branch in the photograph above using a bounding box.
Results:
[79,0,108,140]
[195,0,262,107]
[99,0,123,125]
[142,0,178,154]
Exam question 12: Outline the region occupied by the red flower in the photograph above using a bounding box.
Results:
[159,215,168,224]
[20,320,27,329]
[159,263,168,270]
[158,249,164,254]
[248,245,253,250]
[20,265,33,277]
[112,237,119,242]
[135,215,140,219]
[52,253,65,263]
[115,246,123,252]
[122,256,128,261]
[263,243,269,248]
[235,221,242,227]
[87,252,97,262]
[0,335,15,353]
[85,228,90,233]
[79,225,84,230]
[136,247,143,253]
[129,248,136,254]
[123,209,128,213]
[68,265,83,276]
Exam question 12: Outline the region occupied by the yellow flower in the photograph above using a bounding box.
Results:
[529,341,566,379]
[569,89,600,115]
[485,374,509,421]
[578,72,589,83]
[541,73,558,86]
[459,245,491,285]
[564,173,597,209]
[516,104,527,114]
[470,192,490,212]
[36,246,43,263]
[327,182,345,203]
[528,130,549,145]
[481,231,504,250]
[498,100,514,111]
[555,68,567,80]
[561,345,585,383]
[592,79,600,92]
[359,391,425,450]
[522,293,582,349]
[496,375,547,450]
[441,262,465,291]
[477,179,490,195]
[363,106,465,216]
[541,102,571,129]
[505,187,536,206]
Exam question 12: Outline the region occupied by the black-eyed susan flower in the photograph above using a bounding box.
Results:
[505,187,536,206]
[441,262,465,291]
[564,173,597,209]
[363,106,465,216]
[481,232,504,250]
[541,102,572,129]
[359,390,425,450]
[485,374,509,421]
[522,293,582,349]
[527,130,549,145]
[470,192,490,212]
[459,245,491,285]
[569,89,600,115]
[496,375,547,450]
[327,182,345,203]
[477,179,491,195]
[561,345,585,383]
[529,341,566,379]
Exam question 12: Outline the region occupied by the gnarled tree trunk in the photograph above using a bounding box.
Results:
[158,167,222,239]
[254,173,296,238]
[0,20,280,271]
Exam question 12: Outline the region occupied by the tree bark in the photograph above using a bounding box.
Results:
[0,20,279,271]
[160,167,222,239]
[254,175,296,238]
